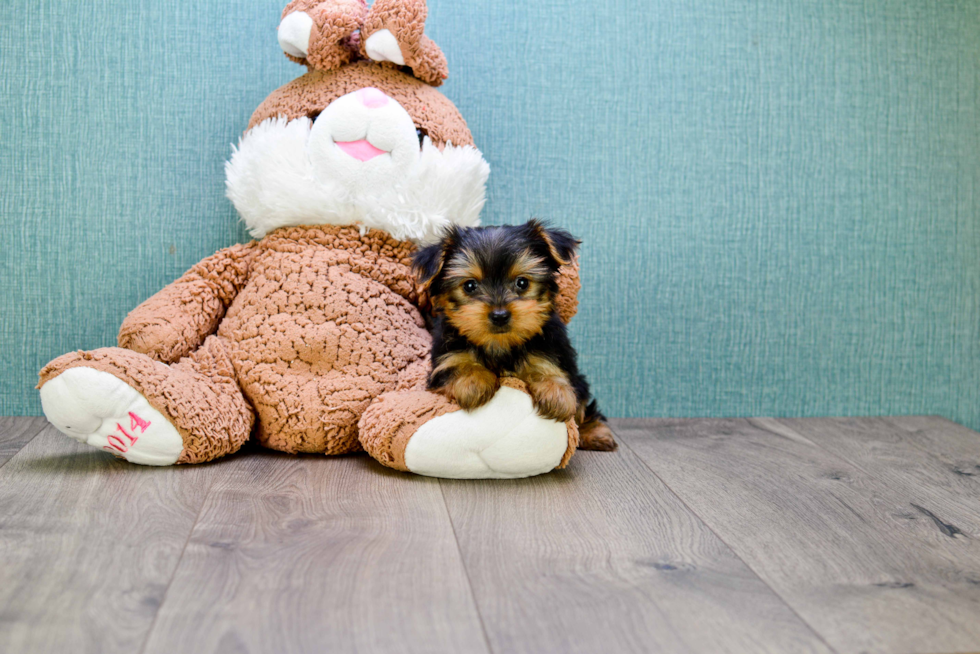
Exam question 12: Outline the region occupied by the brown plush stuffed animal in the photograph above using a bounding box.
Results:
[37,0,585,479]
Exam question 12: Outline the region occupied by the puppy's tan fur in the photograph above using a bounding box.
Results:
[432,350,499,410]
[516,354,578,422]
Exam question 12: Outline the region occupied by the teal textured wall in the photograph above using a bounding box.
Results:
[2,1,979,426]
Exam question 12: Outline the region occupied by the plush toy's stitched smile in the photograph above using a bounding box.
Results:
[335,139,388,162]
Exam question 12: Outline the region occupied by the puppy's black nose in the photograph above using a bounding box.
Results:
[489,309,511,326]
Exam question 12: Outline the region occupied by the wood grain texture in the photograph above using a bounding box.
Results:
[616,418,980,654]
[0,426,221,654]
[440,448,834,654]
[6,416,980,654]
[883,416,980,493]
[771,417,980,526]
[0,417,47,467]
[140,451,489,654]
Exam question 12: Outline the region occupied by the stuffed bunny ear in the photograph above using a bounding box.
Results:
[278,0,367,71]
[360,0,449,86]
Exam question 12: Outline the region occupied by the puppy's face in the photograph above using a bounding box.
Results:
[414,221,579,354]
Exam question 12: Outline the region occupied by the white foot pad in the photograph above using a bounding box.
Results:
[404,386,568,479]
[40,367,183,466]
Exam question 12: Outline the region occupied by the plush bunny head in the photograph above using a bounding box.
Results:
[226,0,489,244]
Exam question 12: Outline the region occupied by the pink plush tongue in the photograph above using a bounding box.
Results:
[335,139,387,162]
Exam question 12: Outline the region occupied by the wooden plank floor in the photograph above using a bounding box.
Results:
[0,417,978,654]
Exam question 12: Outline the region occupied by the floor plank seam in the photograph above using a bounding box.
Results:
[437,481,495,654]
[0,420,51,472]
[615,431,842,654]
[135,477,214,654]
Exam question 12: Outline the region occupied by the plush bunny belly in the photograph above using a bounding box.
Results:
[218,225,430,454]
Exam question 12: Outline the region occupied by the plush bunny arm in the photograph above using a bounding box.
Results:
[118,243,257,363]
[554,256,582,325]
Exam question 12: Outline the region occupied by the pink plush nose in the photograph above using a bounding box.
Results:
[358,87,389,108]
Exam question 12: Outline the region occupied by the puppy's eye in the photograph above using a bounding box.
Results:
[416,126,429,148]
[462,279,478,294]
[515,277,530,292]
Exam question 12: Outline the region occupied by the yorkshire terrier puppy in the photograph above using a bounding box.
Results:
[412,220,617,451]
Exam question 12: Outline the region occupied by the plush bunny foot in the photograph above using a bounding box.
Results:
[405,386,570,478]
[40,367,184,466]
[359,379,578,479]
[39,342,253,465]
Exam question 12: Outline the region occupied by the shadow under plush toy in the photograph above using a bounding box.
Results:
[38,0,597,479]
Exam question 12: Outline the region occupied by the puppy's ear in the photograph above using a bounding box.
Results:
[412,244,445,290]
[527,219,580,266]
[412,227,459,291]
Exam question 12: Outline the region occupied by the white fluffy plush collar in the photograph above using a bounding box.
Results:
[225,117,490,245]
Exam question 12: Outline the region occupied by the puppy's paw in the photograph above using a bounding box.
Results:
[579,419,618,451]
[444,369,499,411]
[529,379,578,423]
